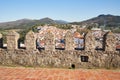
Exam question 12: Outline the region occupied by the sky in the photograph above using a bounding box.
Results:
[0,0,120,22]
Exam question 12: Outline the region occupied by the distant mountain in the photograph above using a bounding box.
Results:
[1,14,120,30]
[0,19,37,29]
[55,20,69,24]
[0,17,68,29]
[71,14,120,27]
[39,17,56,24]
[39,17,68,24]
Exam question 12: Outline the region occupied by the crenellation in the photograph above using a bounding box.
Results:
[65,31,74,50]
[25,30,36,50]
[6,31,19,50]
[0,30,119,69]
[44,32,55,51]
[85,31,96,51]
[1,30,119,51]
[104,32,117,51]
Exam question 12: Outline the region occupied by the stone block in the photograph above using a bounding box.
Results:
[104,32,116,51]
[65,31,74,50]
[25,30,36,50]
[6,31,19,50]
[85,31,95,51]
[44,32,55,51]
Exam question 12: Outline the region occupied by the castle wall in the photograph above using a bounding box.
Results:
[0,49,120,69]
[0,31,120,69]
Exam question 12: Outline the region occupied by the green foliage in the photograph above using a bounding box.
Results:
[18,24,41,43]
[76,28,89,35]
[86,25,93,30]
[55,24,72,29]
[18,29,29,43]
[112,29,120,33]
[0,23,73,44]
[0,30,7,43]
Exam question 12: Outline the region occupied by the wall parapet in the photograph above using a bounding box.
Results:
[25,30,36,50]
[6,31,19,50]
[0,31,119,52]
[0,49,120,69]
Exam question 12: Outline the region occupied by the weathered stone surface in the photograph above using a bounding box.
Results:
[85,31,95,51]
[6,31,19,50]
[65,31,74,50]
[0,33,3,48]
[0,30,120,69]
[0,49,120,69]
[25,31,36,50]
[44,32,55,51]
[104,32,116,51]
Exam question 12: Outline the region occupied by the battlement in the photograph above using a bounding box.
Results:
[0,31,120,69]
[0,30,118,51]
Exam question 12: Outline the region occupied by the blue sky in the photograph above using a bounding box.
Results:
[0,0,120,22]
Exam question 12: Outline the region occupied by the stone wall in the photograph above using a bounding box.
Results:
[0,31,119,69]
[0,49,120,69]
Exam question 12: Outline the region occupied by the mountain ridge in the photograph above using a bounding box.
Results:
[0,14,120,29]
[0,17,68,29]
[71,14,120,27]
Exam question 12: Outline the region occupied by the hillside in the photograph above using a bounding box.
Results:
[71,14,120,27]
[1,14,120,30]
[0,18,68,29]
[55,20,69,24]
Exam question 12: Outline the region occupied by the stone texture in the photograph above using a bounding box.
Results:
[104,32,116,51]
[25,31,36,50]
[0,33,3,48]
[0,49,120,69]
[65,31,74,50]
[44,32,55,51]
[0,31,120,69]
[85,31,95,51]
[6,31,19,50]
